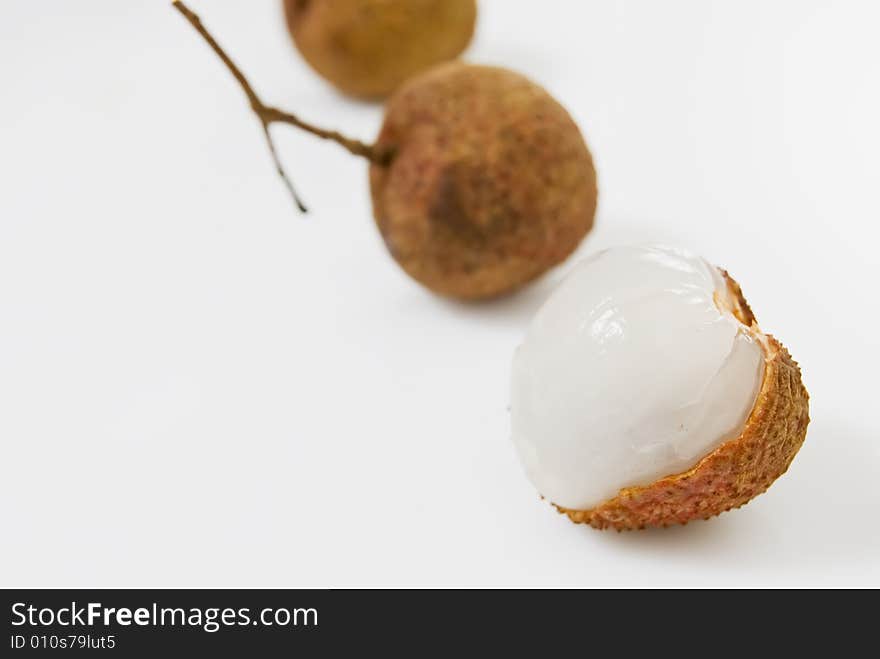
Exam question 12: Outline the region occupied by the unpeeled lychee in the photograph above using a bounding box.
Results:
[284,0,478,99]
[371,63,598,300]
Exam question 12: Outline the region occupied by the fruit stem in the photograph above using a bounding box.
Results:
[172,1,392,213]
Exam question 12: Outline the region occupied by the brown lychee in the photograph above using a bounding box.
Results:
[283,0,478,99]
[370,63,598,299]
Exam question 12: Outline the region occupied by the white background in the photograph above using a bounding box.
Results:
[1,0,878,587]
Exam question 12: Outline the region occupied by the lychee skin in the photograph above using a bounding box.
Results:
[284,0,477,99]
[370,63,598,300]
[556,274,810,530]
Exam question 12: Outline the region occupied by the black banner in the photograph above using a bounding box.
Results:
[1,588,869,654]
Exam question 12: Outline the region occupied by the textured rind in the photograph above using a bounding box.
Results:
[284,0,477,99]
[370,63,598,300]
[556,273,810,530]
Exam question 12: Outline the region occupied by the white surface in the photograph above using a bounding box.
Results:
[0,0,878,587]
[511,245,763,510]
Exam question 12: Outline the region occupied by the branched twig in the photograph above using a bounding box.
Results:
[172,0,389,213]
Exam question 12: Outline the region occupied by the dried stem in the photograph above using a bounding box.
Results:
[172,0,390,213]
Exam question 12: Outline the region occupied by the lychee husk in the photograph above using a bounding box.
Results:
[284,0,477,99]
[556,272,810,530]
[370,63,598,300]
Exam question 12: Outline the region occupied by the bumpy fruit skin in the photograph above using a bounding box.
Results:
[283,0,477,99]
[369,63,598,300]
[557,273,810,530]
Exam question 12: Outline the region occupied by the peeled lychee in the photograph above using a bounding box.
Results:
[371,63,598,300]
[283,0,478,99]
[510,245,810,530]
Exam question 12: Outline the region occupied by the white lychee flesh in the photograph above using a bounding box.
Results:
[510,245,765,511]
